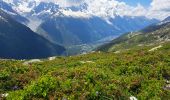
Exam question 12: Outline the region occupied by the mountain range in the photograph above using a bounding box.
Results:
[0,0,163,58]
[1,0,158,45]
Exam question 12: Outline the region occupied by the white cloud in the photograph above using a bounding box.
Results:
[146,0,170,20]
[81,0,148,19]
[150,0,170,11]
[81,0,170,20]
[39,0,84,7]
[59,9,90,18]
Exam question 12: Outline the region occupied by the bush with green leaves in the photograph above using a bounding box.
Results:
[7,75,57,100]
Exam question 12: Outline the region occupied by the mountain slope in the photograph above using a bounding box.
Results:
[0,10,65,59]
[97,17,170,52]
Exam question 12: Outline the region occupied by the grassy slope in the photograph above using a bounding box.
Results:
[97,22,170,52]
[0,42,170,100]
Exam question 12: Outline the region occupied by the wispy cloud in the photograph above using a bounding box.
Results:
[147,0,170,19]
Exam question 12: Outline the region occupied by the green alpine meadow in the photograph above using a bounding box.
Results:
[1,42,170,99]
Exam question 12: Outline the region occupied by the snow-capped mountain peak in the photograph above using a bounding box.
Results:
[2,0,62,17]
[2,0,39,14]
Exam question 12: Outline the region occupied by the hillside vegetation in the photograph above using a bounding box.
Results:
[0,42,170,100]
[97,22,170,52]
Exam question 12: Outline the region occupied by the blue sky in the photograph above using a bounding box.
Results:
[120,0,152,7]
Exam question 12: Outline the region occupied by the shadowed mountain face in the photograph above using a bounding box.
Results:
[97,16,170,52]
[0,10,65,59]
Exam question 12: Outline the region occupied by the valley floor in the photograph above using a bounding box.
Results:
[1,42,170,100]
